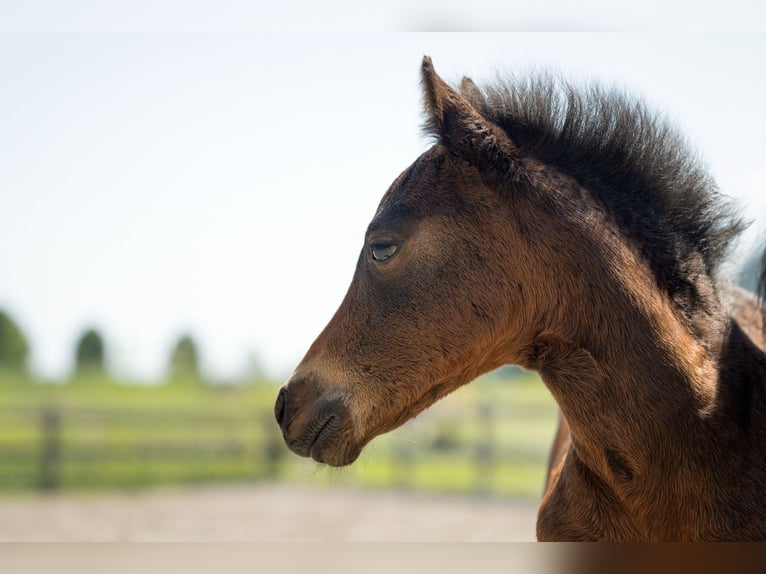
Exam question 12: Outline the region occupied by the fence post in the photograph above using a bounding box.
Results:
[40,407,62,491]
[261,413,285,479]
[474,401,495,496]
[393,441,415,491]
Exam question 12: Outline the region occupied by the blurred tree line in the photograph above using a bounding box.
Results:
[0,308,214,385]
[0,310,29,372]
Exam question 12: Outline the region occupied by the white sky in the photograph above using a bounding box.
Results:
[1,32,766,381]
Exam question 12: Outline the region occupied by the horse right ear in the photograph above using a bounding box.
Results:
[421,56,519,183]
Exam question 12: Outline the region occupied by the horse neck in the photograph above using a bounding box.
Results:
[529,254,766,492]
[521,223,728,467]
[534,298,713,447]
[510,170,766,538]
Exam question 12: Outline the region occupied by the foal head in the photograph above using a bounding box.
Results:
[274,57,743,466]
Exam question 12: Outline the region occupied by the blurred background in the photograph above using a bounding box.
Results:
[1,28,765,541]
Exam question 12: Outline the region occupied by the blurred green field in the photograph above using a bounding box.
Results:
[0,369,559,499]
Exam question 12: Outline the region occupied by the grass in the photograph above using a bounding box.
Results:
[0,370,559,499]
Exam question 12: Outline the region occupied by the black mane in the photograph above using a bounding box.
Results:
[461,74,745,311]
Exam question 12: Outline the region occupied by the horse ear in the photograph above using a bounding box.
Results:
[421,56,519,181]
[460,76,482,101]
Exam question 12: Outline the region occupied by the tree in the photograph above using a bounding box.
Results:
[0,309,29,373]
[74,328,106,374]
[169,334,202,383]
[240,351,267,385]
[738,247,762,294]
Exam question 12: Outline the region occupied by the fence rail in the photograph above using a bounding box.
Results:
[0,404,283,491]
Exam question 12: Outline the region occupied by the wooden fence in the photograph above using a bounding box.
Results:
[0,397,556,497]
[0,404,284,491]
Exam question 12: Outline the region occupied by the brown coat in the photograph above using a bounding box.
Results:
[276,58,766,541]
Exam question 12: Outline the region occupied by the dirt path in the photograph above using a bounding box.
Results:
[0,483,538,541]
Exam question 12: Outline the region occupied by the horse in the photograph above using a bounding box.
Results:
[274,57,766,541]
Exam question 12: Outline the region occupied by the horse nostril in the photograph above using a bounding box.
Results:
[275,387,288,428]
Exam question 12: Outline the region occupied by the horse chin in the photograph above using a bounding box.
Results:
[307,418,362,467]
[310,442,361,467]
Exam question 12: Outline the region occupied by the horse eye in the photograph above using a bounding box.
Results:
[370,243,398,262]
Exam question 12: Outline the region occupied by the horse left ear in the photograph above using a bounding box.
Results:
[421,56,519,181]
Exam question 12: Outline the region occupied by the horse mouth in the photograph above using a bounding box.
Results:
[279,396,360,467]
[308,415,361,467]
[308,415,336,457]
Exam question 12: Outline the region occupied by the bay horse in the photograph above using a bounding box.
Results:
[275,57,766,541]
